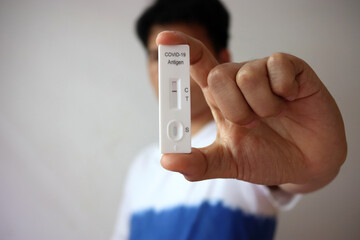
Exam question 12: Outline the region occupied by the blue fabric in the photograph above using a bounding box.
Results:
[129,201,276,240]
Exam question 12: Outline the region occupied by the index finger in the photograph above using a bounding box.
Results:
[156,31,219,88]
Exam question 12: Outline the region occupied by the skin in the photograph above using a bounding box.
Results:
[147,23,347,194]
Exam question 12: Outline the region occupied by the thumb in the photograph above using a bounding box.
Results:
[160,143,238,181]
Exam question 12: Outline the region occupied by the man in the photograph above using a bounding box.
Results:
[111,0,347,239]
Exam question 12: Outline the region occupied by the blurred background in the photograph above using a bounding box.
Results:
[0,0,359,239]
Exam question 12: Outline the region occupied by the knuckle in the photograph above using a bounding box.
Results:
[207,64,231,89]
[268,52,288,66]
[268,52,296,97]
[236,66,258,89]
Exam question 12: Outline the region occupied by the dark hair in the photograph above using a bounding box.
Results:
[135,0,230,53]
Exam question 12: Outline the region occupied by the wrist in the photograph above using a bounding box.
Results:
[279,168,340,194]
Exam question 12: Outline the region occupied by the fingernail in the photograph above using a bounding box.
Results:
[286,95,296,101]
[243,119,260,129]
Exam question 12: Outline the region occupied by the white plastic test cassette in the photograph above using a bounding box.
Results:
[158,44,191,153]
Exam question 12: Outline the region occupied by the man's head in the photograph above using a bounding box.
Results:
[136,0,230,55]
[135,0,231,122]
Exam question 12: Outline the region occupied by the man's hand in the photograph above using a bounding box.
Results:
[156,31,347,194]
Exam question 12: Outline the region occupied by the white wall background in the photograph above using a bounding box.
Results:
[0,0,359,239]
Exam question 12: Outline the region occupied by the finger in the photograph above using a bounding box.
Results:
[160,145,238,181]
[267,52,300,101]
[207,63,258,127]
[236,58,285,118]
[156,31,219,88]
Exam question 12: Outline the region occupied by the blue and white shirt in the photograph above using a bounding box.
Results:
[111,121,300,240]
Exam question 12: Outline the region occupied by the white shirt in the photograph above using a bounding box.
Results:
[111,121,300,240]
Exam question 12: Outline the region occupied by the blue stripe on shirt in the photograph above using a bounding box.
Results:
[129,201,276,240]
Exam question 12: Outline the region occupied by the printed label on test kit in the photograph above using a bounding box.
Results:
[158,45,191,153]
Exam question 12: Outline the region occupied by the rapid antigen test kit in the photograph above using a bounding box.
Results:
[158,45,191,153]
